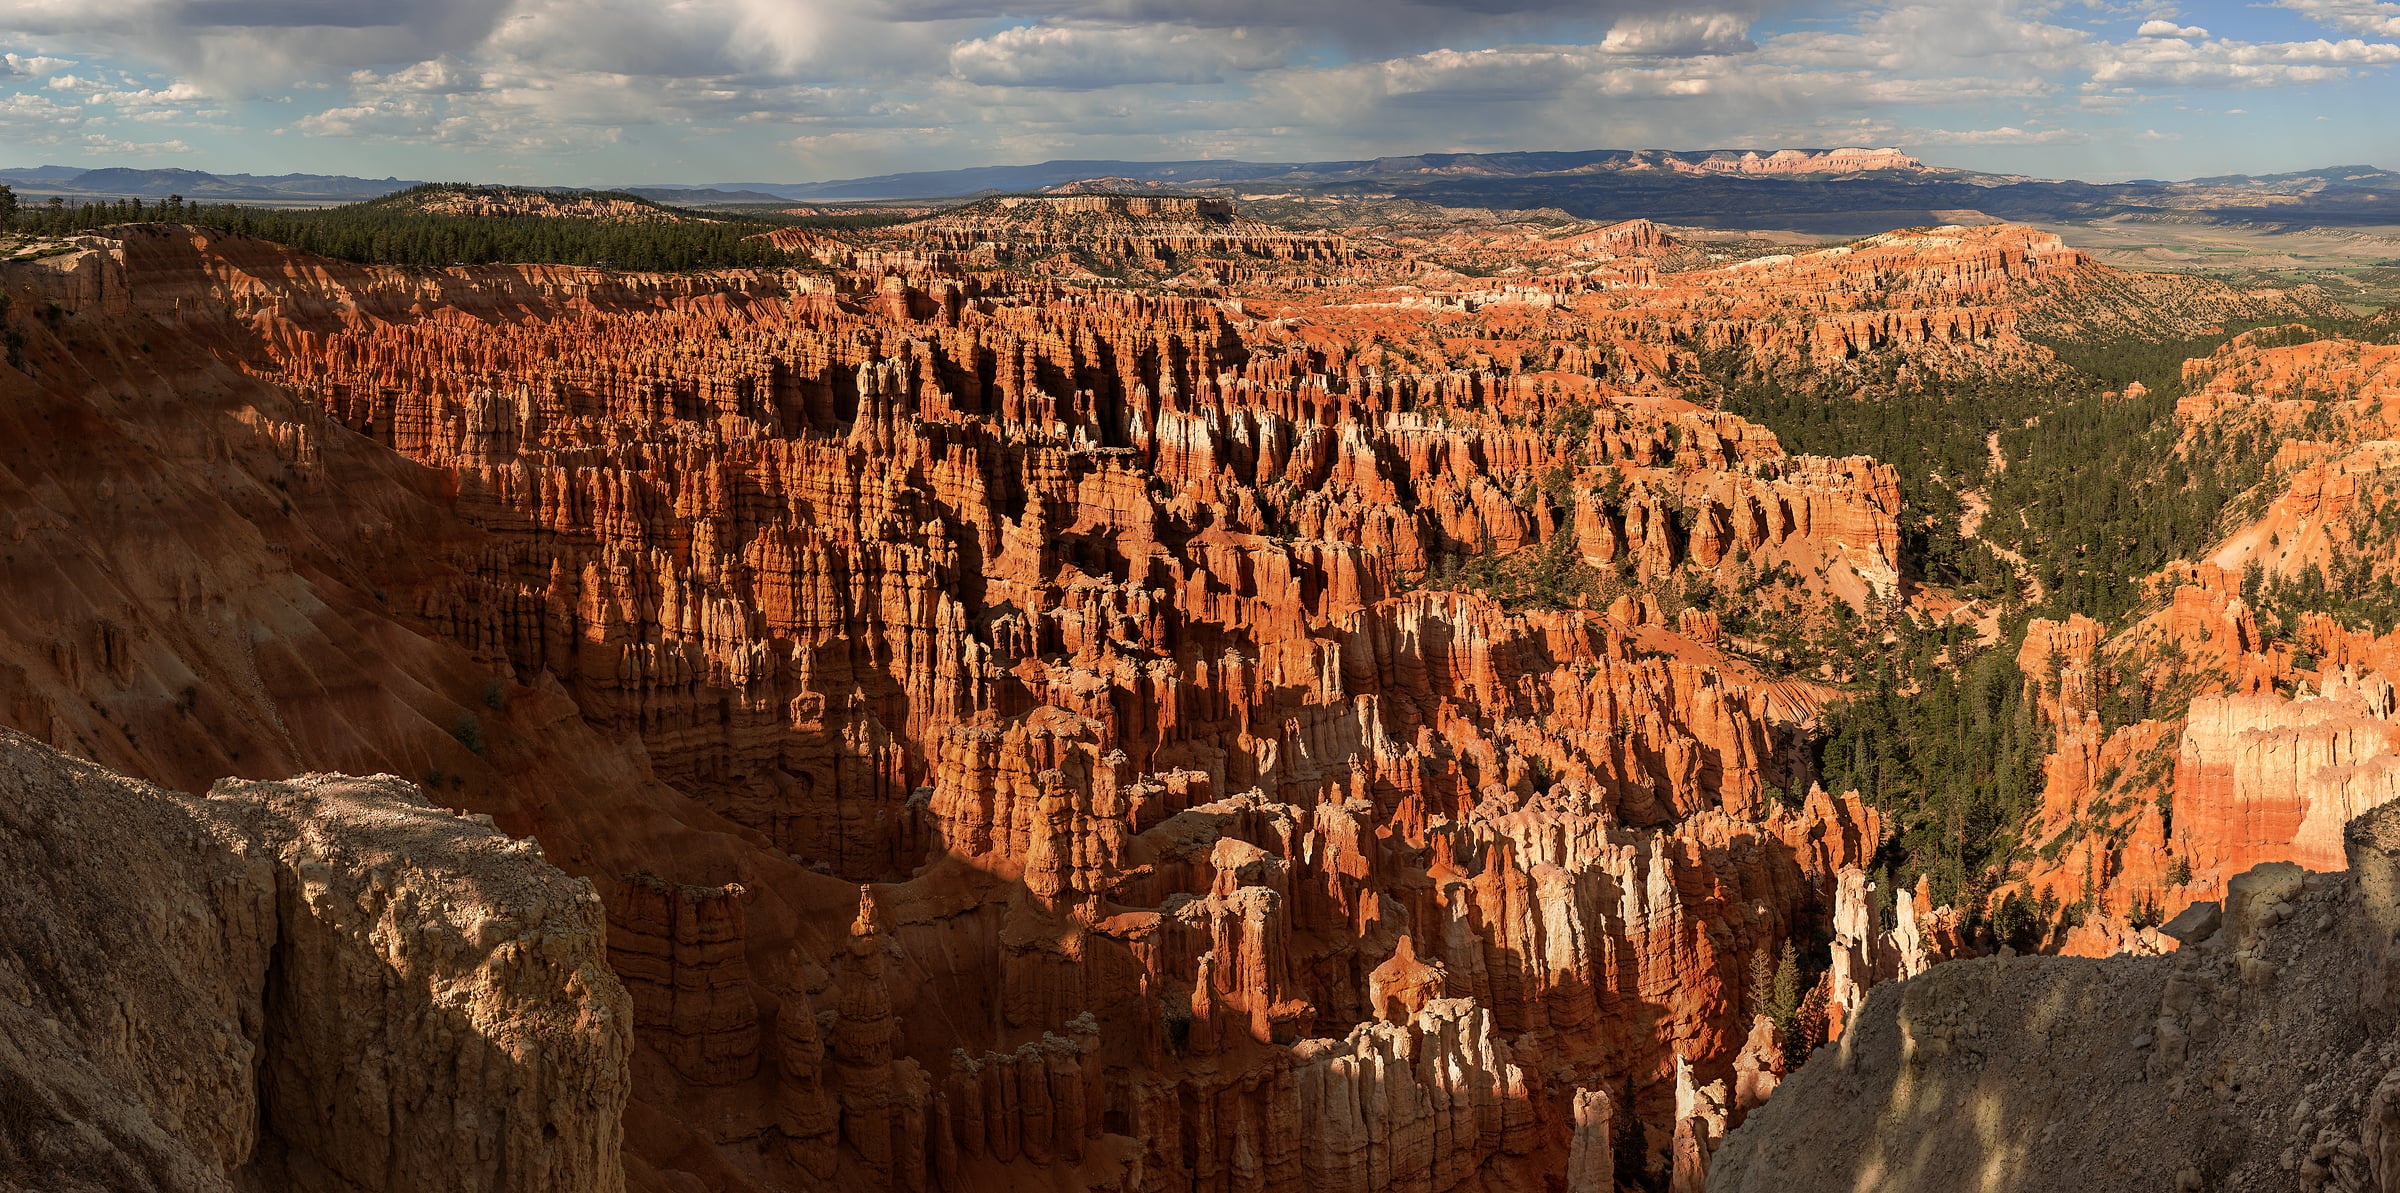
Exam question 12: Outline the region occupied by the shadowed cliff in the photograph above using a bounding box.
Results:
[1713,798,2400,1192]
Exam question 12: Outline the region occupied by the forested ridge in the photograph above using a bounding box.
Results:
[0,183,917,270]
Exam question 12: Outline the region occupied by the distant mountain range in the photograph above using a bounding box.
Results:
[0,166,802,209]
[6,151,2397,234]
[743,152,2400,233]
[0,166,421,204]
[729,147,1940,201]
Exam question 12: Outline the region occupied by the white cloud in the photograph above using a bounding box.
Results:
[2,52,77,78]
[1600,13,1756,56]
[1918,124,2090,144]
[2136,19,2207,39]
[2091,34,2400,88]
[352,58,486,95]
[79,132,190,154]
[949,23,1280,89]
[2273,0,2400,39]
[85,81,210,106]
[0,90,83,138]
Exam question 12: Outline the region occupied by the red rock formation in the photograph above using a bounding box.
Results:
[1824,865,1945,1042]
[1730,1016,1786,1122]
[2007,331,2400,934]
[11,211,2208,1191]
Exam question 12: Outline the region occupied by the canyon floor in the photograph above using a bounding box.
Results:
[1,187,2396,1192]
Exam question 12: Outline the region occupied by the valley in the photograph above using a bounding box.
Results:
[0,176,2397,1192]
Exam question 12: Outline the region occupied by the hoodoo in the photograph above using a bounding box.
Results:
[2,117,2396,1193]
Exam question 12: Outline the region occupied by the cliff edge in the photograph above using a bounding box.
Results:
[1712,798,2400,1192]
[0,729,630,1193]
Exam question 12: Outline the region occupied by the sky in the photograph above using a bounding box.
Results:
[1,0,2397,185]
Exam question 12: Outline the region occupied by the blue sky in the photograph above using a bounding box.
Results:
[1,0,2396,184]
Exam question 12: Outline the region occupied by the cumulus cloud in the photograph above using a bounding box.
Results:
[79,132,189,154]
[2,52,75,77]
[1917,124,2090,144]
[2091,34,2400,88]
[350,58,486,95]
[85,81,210,106]
[2273,0,2400,39]
[950,23,1280,88]
[1600,13,1756,56]
[0,90,81,129]
[0,0,2393,178]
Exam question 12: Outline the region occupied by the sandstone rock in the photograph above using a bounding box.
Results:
[1731,1016,1785,1122]
[1825,865,1946,1042]
[0,729,628,1193]
[1565,1087,1616,1192]
[1,214,2233,1192]
[1365,934,1445,1024]
[1671,1053,1728,1193]
[1292,998,1533,1193]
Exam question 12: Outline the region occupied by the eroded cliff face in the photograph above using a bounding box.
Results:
[1712,800,2400,1193]
[0,729,628,1193]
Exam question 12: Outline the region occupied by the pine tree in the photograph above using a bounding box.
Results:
[1612,1076,1649,1188]
[1769,940,1801,1035]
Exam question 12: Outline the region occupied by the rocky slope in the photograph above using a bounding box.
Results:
[0,729,628,1193]
[1714,799,2400,1193]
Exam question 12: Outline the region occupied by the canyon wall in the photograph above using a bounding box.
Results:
[0,215,2331,1191]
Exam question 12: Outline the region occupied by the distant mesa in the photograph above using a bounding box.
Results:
[1607,146,1928,175]
[772,146,1941,201]
[0,164,422,204]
